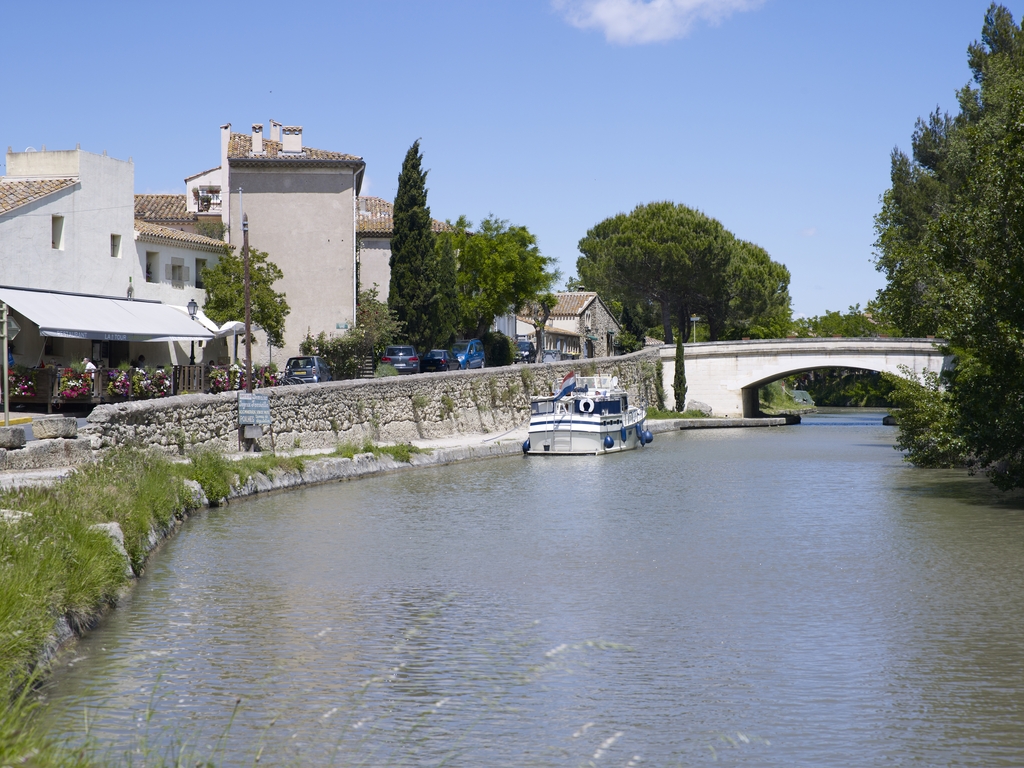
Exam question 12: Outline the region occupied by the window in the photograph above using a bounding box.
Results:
[51,216,64,250]
[146,252,159,283]
[110,234,121,258]
[195,259,207,289]
[166,257,189,289]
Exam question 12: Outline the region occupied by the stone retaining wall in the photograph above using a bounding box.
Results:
[83,349,662,453]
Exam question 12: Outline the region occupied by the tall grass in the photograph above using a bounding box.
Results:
[0,447,193,765]
[0,446,312,765]
[332,439,431,463]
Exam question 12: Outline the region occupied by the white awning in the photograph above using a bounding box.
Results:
[0,287,215,343]
[170,307,244,338]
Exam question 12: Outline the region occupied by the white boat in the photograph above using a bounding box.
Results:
[523,372,653,455]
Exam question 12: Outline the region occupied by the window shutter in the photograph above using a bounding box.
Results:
[183,266,190,282]
[165,264,172,280]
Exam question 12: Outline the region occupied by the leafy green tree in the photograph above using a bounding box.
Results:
[202,246,289,347]
[525,292,558,363]
[875,4,1024,488]
[447,216,558,339]
[719,241,793,339]
[793,302,898,338]
[389,140,438,351]
[884,367,969,468]
[299,287,401,379]
[576,202,790,342]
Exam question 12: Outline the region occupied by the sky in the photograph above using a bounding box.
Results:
[2,0,1016,318]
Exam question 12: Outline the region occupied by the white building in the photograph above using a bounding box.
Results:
[0,146,225,368]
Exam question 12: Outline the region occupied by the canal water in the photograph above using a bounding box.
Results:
[39,411,1024,766]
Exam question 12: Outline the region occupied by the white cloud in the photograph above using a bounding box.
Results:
[801,227,817,237]
[553,0,765,45]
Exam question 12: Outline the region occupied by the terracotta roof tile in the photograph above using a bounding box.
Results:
[134,194,196,224]
[356,196,451,236]
[550,292,598,317]
[0,177,78,215]
[134,220,228,253]
[228,133,362,162]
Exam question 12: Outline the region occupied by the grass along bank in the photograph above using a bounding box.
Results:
[647,406,719,419]
[759,381,817,416]
[0,441,428,766]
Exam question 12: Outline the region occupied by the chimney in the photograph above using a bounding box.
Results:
[282,126,303,154]
[269,120,282,142]
[251,123,264,155]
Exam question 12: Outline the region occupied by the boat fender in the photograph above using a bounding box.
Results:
[636,424,643,442]
[620,426,627,442]
[522,438,531,454]
[603,435,614,449]
[643,430,653,444]
[579,397,595,413]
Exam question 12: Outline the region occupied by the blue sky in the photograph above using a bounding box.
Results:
[2,1,1014,317]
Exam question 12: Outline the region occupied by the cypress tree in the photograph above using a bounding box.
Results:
[674,333,687,412]
[389,140,437,351]
[432,232,458,349]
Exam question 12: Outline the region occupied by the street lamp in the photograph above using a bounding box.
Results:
[187,298,198,365]
[690,315,700,344]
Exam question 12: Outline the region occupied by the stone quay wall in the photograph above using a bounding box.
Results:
[83,349,662,453]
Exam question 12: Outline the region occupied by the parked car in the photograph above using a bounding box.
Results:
[541,349,563,363]
[452,339,485,369]
[421,349,454,373]
[284,356,333,383]
[515,340,536,364]
[380,345,420,374]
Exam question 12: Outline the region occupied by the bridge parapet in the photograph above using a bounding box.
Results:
[659,337,949,418]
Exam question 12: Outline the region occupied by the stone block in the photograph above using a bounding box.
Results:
[33,417,78,440]
[0,427,26,449]
[90,522,134,578]
[685,400,714,416]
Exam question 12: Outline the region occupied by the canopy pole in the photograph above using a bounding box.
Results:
[2,303,8,427]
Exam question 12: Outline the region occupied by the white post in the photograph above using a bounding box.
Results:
[2,303,9,427]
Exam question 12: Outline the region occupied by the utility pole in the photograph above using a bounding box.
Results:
[2,303,8,427]
[243,212,252,394]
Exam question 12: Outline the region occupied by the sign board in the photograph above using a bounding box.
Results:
[237,393,272,425]
[6,316,19,341]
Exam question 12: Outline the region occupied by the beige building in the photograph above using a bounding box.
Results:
[0,146,224,367]
[182,122,367,358]
[356,196,452,302]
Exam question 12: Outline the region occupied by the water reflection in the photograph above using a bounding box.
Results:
[39,414,1024,765]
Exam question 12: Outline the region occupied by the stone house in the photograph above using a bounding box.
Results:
[514,292,621,358]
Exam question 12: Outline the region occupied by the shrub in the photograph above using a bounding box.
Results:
[186,450,232,503]
[482,331,514,367]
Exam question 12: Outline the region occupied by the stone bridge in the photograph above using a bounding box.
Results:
[659,337,949,417]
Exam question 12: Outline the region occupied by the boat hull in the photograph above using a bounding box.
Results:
[526,415,647,455]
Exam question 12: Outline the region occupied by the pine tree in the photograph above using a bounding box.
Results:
[389,140,437,351]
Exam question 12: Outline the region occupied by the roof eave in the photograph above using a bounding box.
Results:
[228,157,366,170]
[135,232,229,254]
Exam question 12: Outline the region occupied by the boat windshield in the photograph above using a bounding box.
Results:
[576,375,618,392]
[531,400,553,415]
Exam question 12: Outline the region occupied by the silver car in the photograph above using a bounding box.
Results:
[380,345,420,374]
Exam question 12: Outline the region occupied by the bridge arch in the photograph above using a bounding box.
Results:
[658,338,948,418]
